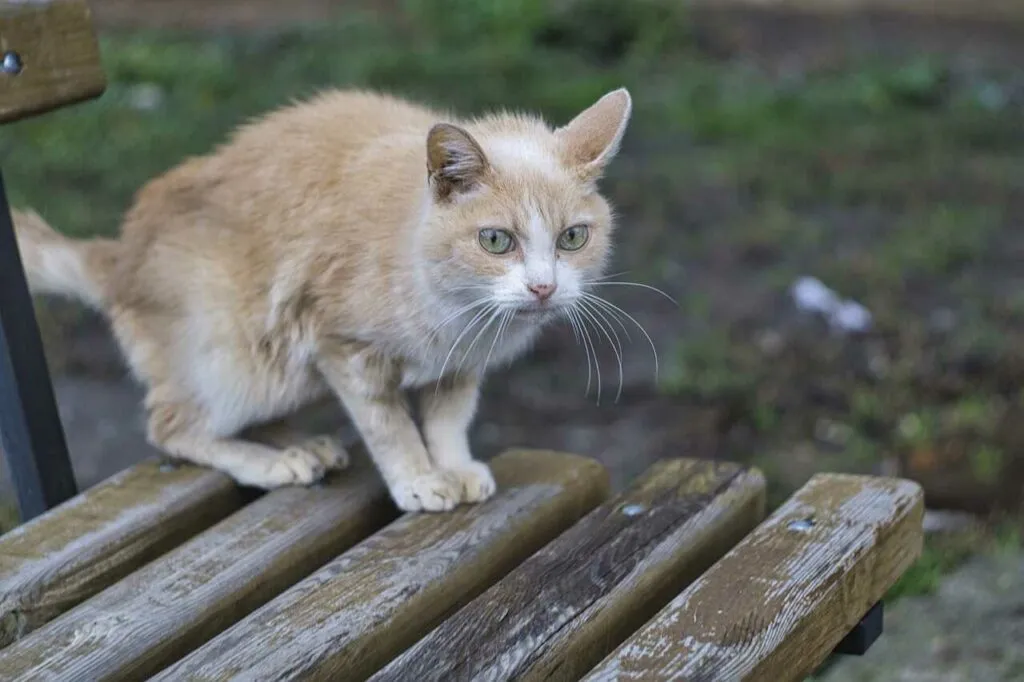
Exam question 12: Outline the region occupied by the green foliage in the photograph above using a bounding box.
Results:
[887,521,1021,601]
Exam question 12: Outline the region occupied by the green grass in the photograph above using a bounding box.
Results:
[887,520,1021,601]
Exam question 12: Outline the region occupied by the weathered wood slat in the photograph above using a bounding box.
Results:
[0,456,398,681]
[0,0,106,123]
[152,449,610,682]
[0,459,245,648]
[583,473,925,682]
[372,459,766,682]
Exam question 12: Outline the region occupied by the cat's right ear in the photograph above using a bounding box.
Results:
[426,123,489,201]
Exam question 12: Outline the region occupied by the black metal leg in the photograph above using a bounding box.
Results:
[834,601,884,656]
[0,169,77,521]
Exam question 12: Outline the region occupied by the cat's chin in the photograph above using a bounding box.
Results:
[512,306,561,323]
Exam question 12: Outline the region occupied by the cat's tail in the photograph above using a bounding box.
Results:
[11,209,118,311]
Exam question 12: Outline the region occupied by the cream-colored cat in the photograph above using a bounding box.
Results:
[13,87,631,512]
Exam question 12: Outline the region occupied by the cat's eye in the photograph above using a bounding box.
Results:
[479,228,515,255]
[557,224,590,251]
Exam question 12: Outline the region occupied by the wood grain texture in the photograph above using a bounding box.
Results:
[0,459,244,648]
[583,473,925,682]
[0,456,398,682]
[373,459,766,682]
[152,449,610,682]
[0,0,106,123]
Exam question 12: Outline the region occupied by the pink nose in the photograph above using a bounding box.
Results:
[528,283,557,301]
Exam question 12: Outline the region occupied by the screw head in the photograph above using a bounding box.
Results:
[788,517,816,532]
[622,503,646,517]
[2,51,22,75]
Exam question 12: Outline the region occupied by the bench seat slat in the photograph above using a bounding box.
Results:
[373,459,765,682]
[0,0,106,123]
[0,460,245,648]
[0,456,398,681]
[582,473,925,682]
[152,449,609,682]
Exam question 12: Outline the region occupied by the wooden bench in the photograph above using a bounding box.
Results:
[0,3,926,680]
[0,447,923,681]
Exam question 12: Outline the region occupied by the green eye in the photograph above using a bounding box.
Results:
[557,224,590,251]
[479,228,515,254]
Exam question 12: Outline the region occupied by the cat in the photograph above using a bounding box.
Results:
[12,87,631,512]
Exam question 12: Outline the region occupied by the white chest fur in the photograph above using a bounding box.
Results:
[398,314,546,390]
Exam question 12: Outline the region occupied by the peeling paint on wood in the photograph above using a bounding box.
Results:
[151,449,610,682]
[0,0,106,123]
[0,460,245,648]
[0,456,397,681]
[372,459,766,682]
[582,473,925,682]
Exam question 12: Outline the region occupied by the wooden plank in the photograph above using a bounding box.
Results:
[582,473,925,682]
[0,0,106,123]
[0,459,245,648]
[152,448,610,682]
[0,454,398,682]
[372,459,766,682]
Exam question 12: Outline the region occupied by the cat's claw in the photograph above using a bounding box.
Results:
[446,460,497,503]
[390,471,463,513]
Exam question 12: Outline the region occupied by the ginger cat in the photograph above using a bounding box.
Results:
[13,87,631,512]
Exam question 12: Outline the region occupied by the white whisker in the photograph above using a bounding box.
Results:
[578,298,625,403]
[585,281,679,306]
[427,298,490,344]
[435,303,496,394]
[574,307,602,404]
[590,270,630,283]
[565,308,593,397]
[582,293,632,342]
[583,293,660,382]
[482,310,513,372]
[455,306,503,378]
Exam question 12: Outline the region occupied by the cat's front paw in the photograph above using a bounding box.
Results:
[389,471,463,513]
[247,448,326,488]
[446,460,497,503]
[291,435,350,471]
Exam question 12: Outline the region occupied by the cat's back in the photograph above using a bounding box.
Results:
[117,89,438,257]
[221,89,441,173]
[107,89,439,327]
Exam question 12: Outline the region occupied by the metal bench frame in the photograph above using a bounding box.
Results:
[1,0,108,520]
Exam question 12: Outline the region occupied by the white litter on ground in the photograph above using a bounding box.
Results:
[790,276,873,334]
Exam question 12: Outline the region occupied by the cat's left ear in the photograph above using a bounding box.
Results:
[555,88,632,181]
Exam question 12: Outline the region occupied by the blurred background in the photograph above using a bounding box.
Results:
[2,0,1023,677]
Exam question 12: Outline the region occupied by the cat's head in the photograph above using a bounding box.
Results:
[420,88,631,321]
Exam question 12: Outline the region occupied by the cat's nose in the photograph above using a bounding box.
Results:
[527,282,557,301]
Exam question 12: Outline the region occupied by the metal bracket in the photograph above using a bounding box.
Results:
[833,601,884,656]
[0,171,78,521]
